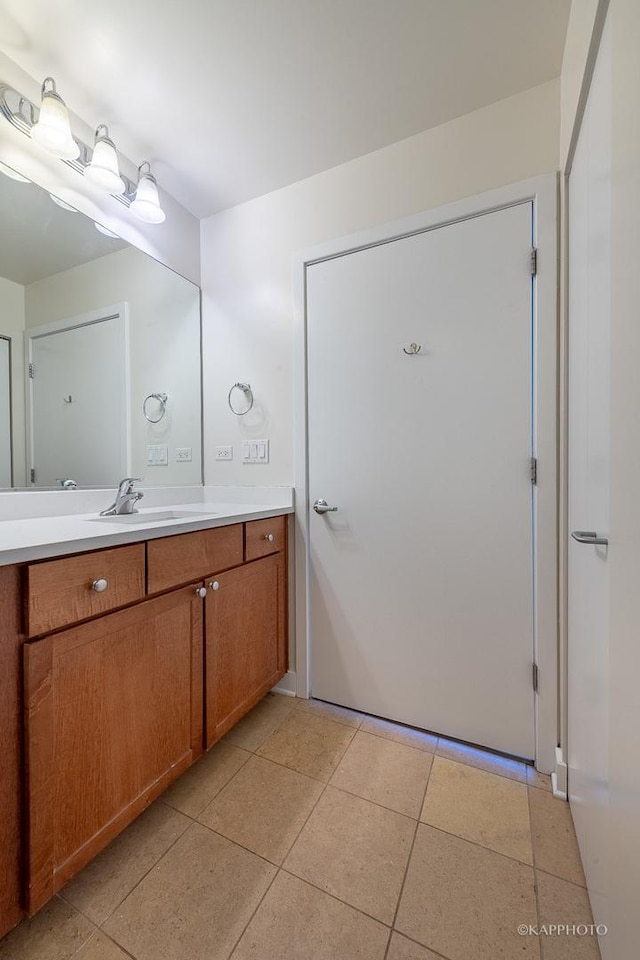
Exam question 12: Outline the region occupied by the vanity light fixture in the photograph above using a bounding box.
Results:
[0,77,166,225]
[130,162,166,224]
[85,125,124,194]
[30,77,79,161]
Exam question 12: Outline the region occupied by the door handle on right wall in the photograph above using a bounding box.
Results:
[571,530,609,546]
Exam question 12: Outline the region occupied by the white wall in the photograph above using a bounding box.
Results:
[0,274,26,484]
[25,248,202,485]
[560,1,640,957]
[200,79,560,486]
[0,50,200,285]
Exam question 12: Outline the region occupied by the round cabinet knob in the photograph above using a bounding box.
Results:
[210,581,220,591]
[264,533,274,542]
[195,587,207,599]
[91,578,108,593]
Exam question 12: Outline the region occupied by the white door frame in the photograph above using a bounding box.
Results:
[25,302,130,486]
[293,174,559,772]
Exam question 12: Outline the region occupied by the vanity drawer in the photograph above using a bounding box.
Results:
[245,515,287,562]
[25,544,146,637]
[147,524,243,593]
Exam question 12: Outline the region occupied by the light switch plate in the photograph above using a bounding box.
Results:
[242,439,269,464]
[146,444,168,466]
[215,445,233,461]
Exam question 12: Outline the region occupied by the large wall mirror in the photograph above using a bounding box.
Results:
[0,161,202,489]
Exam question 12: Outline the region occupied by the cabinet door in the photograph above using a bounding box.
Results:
[206,554,287,747]
[0,565,23,938]
[24,585,204,913]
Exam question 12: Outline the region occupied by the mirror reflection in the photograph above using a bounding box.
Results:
[0,163,202,488]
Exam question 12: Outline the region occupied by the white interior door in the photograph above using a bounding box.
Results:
[307,202,535,758]
[28,308,128,486]
[567,14,611,940]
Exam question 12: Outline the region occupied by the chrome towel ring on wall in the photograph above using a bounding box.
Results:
[143,392,168,423]
[228,382,254,416]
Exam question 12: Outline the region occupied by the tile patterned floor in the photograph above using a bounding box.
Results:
[2,693,601,960]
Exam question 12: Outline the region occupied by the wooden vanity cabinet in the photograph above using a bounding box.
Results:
[205,552,287,747]
[0,512,289,929]
[23,584,204,913]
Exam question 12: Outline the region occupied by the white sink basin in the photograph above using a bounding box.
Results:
[88,510,215,525]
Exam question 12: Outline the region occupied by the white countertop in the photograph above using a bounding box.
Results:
[0,499,294,566]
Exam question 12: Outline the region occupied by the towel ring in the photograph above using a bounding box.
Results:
[143,392,168,423]
[228,382,254,416]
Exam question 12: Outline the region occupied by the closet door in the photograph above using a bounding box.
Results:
[307,201,535,758]
[567,14,611,939]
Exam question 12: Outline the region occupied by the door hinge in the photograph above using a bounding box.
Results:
[530,457,537,485]
[530,248,537,276]
[30,468,35,483]
[532,663,539,692]
[28,362,35,379]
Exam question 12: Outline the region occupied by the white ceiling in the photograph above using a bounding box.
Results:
[0,170,127,285]
[0,0,570,219]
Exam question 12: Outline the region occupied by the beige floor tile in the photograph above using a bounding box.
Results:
[231,871,389,960]
[536,870,602,960]
[293,696,364,728]
[198,755,323,863]
[162,741,250,818]
[527,766,553,792]
[257,710,355,781]
[222,694,294,752]
[396,824,539,960]
[386,932,445,960]
[103,822,276,960]
[420,756,532,863]
[74,931,131,960]
[359,715,438,753]
[529,788,586,886]
[330,730,432,817]
[0,896,95,960]
[61,801,190,925]
[284,785,414,924]
[436,737,528,782]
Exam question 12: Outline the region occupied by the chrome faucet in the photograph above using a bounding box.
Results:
[100,478,144,516]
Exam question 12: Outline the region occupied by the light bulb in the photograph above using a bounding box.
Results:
[85,125,124,194]
[30,78,79,161]
[130,162,165,224]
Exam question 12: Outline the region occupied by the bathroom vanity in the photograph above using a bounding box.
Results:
[0,502,291,934]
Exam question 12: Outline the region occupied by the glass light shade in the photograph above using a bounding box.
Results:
[85,131,125,194]
[31,83,79,160]
[94,221,120,238]
[130,170,165,224]
[0,161,31,183]
[49,194,78,212]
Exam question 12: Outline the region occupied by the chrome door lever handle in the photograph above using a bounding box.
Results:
[571,530,609,546]
[313,499,338,515]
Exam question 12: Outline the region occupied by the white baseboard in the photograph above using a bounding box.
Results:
[272,670,296,696]
[552,745,568,799]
